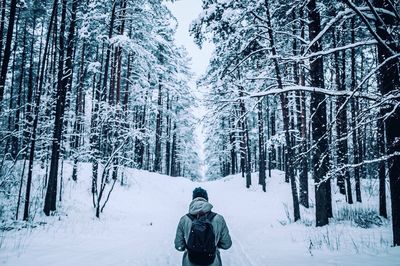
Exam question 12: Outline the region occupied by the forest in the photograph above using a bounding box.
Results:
[0,0,399,261]
[0,0,201,221]
[192,0,400,246]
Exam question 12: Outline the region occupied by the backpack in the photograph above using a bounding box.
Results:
[186,212,217,265]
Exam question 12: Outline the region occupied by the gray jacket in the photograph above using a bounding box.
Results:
[175,198,232,266]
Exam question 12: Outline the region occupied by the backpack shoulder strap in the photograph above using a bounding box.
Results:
[207,212,217,221]
[186,213,195,221]
[186,212,216,221]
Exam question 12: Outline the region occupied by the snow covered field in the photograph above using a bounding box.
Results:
[1,163,399,265]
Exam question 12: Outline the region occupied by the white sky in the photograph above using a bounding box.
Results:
[165,0,214,179]
[165,0,213,78]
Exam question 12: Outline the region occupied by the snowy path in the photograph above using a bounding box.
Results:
[1,166,399,265]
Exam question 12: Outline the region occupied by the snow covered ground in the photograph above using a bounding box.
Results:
[1,163,399,265]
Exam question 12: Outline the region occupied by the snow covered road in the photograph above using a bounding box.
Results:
[1,166,399,265]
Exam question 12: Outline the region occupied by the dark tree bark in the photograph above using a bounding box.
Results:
[245,119,251,185]
[373,0,400,246]
[24,0,58,221]
[270,101,276,169]
[12,19,28,160]
[99,1,116,181]
[308,0,331,227]
[257,98,266,192]
[239,106,245,178]
[24,16,36,151]
[135,88,148,169]
[165,92,172,175]
[294,7,309,208]
[264,0,300,221]
[340,46,353,204]
[102,1,116,103]
[13,21,28,220]
[171,122,178,177]
[298,6,309,208]
[110,0,127,181]
[378,116,387,218]
[0,0,18,106]
[277,146,282,171]
[72,41,86,181]
[90,45,103,208]
[238,89,251,188]
[44,0,69,216]
[0,0,6,64]
[154,78,163,172]
[45,0,77,215]
[229,115,237,175]
[334,23,353,204]
[333,28,346,195]
[4,11,20,158]
[266,97,272,178]
[350,17,362,203]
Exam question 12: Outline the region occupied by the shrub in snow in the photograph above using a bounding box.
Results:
[335,206,384,228]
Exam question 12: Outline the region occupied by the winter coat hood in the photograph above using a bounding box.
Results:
[189,197,213,215]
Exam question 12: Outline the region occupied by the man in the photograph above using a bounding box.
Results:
[175,187,232,266]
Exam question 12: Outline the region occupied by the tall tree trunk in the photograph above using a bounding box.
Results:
[350,17,362,203]
[298,6,309,208]
[0,0,18,106]
[102,1,116,103]
[0,0,7,64]
[154,78,163,172]
[72,41,86,181]
[90,45,103,208]
[335,24,353,204]
[165,93,172,176]
[333,28,346,195]
[266,97,272,178]
[12,19,28,160]
[24,17,36,151]
[308,0,331,227]
[5,11,20,158]
[341,47,353,204]
[239,105,245,178]
[171,122,177,177]
[45,0,77,215]
[270,100,276,169]
[24,0,58,221]
[264,0,300,221]
[99,1,116,167]
[44,0,68,216]
[100,2,116,183]
[239,89,251,188]
[135,89,148,169]
[230,115,237,175]
[373,0,400,246]
[378,116,387,218]
[110,0,126,181]
[257,98,266,192]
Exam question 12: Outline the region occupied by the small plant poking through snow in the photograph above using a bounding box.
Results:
[278,203,292,225]
[335,206,385,228]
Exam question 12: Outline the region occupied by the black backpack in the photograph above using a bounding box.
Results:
[186,212,217,265]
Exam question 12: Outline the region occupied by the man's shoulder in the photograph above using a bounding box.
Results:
[211,212,227,224]
[211,211,222,217]
[180,212,223,221]
[180,213,191,221]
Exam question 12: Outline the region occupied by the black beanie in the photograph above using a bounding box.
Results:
[192,187,208,201]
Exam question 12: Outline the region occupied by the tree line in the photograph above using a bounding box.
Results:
[0,0,200,220]
[191,0,400,246]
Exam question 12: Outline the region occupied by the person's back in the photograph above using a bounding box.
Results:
[175,187,232,266]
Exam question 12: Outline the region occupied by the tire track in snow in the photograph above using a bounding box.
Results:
[226,234,256,266]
